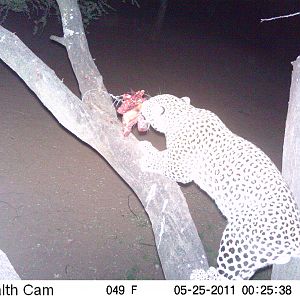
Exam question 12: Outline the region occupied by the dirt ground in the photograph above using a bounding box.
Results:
[1,3,299,280]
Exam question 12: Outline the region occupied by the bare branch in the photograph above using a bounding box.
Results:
[56,0,114,115]
[260,12,300,23]
[0,0,209,278]
[50,35,66,47]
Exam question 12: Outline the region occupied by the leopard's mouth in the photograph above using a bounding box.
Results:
[137,114,150,132]
[121,105,150,136]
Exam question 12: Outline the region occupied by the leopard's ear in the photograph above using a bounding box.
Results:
[181,97,190,105]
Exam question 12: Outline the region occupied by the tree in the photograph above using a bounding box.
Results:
[260,10,300,280]
[0,0,208,279]
[271,57,300,279]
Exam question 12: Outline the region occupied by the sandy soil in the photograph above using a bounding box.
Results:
[0,4,299,280]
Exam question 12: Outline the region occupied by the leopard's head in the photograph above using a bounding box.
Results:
[140,94,190,133]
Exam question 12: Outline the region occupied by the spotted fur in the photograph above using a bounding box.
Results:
[140,94,300,280]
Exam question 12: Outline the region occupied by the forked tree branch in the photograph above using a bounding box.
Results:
[0,0,209,279]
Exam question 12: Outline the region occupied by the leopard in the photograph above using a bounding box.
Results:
[139,94,300,280]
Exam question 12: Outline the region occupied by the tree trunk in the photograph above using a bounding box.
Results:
[0,250,20,280]
[0,0,208,279]
[271,57,300,279]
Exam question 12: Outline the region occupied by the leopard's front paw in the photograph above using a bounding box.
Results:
[139,155,152,173]
[139,140,154,154]
[190,267,226,281]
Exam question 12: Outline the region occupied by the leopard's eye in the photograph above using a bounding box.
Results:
[160,106,165,115]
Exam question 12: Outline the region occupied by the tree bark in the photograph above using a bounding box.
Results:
[0,250,20,280]
[271,57,300,279]
[0,0,208,279]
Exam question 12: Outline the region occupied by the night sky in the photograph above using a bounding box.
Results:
[120,0,300,63]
